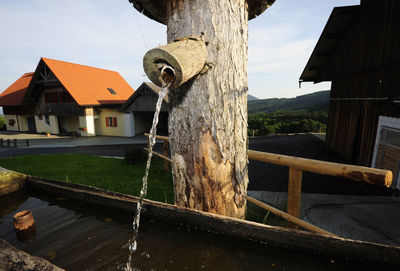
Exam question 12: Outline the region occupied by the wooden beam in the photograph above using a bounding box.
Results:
[144,134,393,187]
[247,196,337,237]
[144,148,172,163]
[287,167,303,229]
[163,141,169,172]
[248,150,393,187]
[144,133,169,142]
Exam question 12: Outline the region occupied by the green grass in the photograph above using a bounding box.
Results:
[0,154,174,204]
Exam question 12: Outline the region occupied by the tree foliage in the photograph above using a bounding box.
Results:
[0,116,5,130]
[248,110,328,136]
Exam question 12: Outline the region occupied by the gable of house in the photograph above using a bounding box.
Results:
[121,82,168,112]
[25,58,135,106]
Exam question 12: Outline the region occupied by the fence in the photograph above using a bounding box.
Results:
[0,139,30,148]
[144,133,393,237]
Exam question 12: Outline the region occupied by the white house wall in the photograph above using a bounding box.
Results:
[124,113,134,137]
[4,114,19,131]
[35,115,58,134]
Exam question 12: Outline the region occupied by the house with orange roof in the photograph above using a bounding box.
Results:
[0,57,136,137]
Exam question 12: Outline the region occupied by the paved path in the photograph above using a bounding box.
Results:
[248,134,393,195]
[249,190,400,247]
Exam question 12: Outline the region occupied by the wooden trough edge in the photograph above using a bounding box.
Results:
[24,176,400,265]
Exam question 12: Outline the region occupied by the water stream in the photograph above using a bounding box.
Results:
[125,84,170,271]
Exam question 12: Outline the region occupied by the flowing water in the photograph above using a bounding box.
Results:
[126,85,170,271]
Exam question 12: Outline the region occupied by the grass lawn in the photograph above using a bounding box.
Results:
[0,154,174,204]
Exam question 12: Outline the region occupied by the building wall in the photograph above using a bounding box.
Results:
[124,113,134,137]
[35,115,59,134]
[5,114,19,131]
[58,116,80,133]
[133,112,153,135]
[323,1,400,166]
[17,116,29,132]
[95,108,126,137]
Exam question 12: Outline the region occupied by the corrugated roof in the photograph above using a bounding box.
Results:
[299,6,359,83]
[0,72,33,106]
[42,58,134,105]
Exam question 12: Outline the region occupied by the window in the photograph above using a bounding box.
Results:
[373,120,400,189]
[105,117,117,127]
[44,91,73,103]
[107,88,117,95]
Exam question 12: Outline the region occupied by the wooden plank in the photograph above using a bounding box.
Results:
[287,167,303,229]
[247,196,336,237]
[248,150,392,187]
[163,140,169,172]
[144,133,169,142]
[144,147,172,163]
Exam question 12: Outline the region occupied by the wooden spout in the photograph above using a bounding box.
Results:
[143,36,207,88]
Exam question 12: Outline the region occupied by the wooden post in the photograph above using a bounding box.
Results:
[163,140,169,173]
[26,139,29,147]
[133,0,275,219]
[13,139,17,148]
[166,1,249,219]
[287,167,303,229]
[7,139,10,147]
[0,139,3,147]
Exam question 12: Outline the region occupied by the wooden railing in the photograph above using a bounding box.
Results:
[0,138,30,148]
[144,133,393,237]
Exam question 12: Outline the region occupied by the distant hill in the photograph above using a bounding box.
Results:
[248,90,330,114]
[248,94,259,101]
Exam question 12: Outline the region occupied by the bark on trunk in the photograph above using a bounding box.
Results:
[166,0,249,219]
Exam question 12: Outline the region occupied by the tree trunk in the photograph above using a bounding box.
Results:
[166,0,249,219]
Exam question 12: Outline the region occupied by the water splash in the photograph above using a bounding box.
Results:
[125,84,170,271]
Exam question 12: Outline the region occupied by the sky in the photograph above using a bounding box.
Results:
[0,0,360,100]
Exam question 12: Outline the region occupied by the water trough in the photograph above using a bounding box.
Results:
[1,171,400,270]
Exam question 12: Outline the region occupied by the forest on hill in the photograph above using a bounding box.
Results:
[247,91,330,136]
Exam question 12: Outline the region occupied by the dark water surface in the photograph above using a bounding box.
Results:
[0,190,394,271]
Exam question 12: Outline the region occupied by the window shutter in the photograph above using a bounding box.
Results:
[113,117,117,127]
[105,117,109,127]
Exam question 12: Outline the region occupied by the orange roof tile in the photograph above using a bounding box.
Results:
[0,73,33,106]
[42,58,135,106]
